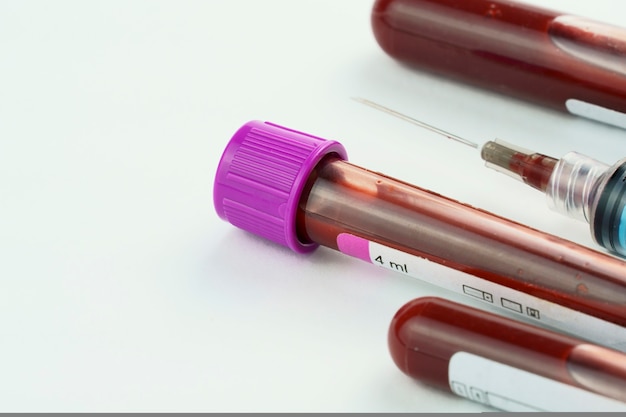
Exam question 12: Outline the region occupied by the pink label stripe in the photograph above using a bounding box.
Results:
[337,233,371,263]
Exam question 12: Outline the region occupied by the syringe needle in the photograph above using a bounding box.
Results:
[352,97,479,149]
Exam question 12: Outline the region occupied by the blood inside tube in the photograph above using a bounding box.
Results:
[371,0,626,118]
[549,15,626,77]
[389,297,626,404]
[388,297,577,389]
[568,344,626,402]
[297,155,626,327]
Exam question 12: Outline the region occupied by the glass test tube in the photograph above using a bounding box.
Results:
[213,121,626,349]
[371,0,626,128]
[388,296,626,411]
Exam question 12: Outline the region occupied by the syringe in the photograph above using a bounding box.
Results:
[355,98,626,257]
[481,140,626,256]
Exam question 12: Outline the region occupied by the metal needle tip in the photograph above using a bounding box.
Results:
[352,97,479,149]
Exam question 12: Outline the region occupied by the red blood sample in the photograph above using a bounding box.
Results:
[297,155,626,327]
[371,0,626,117]
[388,297,626,403]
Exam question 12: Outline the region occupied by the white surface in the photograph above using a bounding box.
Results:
[1,0,626,412]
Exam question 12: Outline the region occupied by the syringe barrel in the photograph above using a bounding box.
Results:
[540,153,626,257]
[546,152,610,222]
[214,121,626,348]
[591,159,626,255]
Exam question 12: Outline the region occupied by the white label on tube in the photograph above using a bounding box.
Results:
[336,233,626,351]
[448,352,626,412]
[566,99,626,129]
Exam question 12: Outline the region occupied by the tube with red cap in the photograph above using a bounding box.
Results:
[388,296,626,411]
[371,0,626,129]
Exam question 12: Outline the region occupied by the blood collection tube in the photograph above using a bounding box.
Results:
[389,296,626,411]
[371,0,626,128]
[213,121,626,350]
[481,140,626,256]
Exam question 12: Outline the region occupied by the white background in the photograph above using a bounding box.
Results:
[2,0,626,412]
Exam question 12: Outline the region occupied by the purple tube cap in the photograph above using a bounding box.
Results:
[213,121,348,253]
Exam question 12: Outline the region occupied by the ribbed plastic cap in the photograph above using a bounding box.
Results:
[213,121,348,253]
